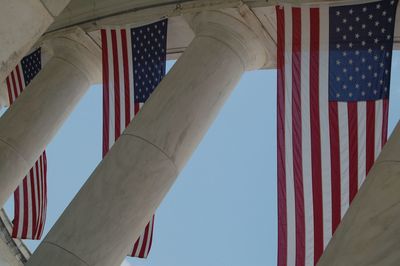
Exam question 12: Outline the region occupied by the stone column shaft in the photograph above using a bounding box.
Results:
[0,28,101,208]
[0,0,70,84]
[26,9,270,266]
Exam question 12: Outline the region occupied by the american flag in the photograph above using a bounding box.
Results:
[101,19,167,258]
[276,0,397,265]
[5,48,47,240]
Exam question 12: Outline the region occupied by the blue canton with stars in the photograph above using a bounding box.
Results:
[21,48,41,86]
[329,0,397,101]
[131,19,167,103]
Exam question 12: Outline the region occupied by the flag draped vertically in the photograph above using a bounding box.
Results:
[276,0,397,265]
[5,48,47,240]
[101,19,167,258]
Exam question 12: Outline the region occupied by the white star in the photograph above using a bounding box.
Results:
[336,59,341,65]
[342,18,347,23]
[368,82,372,87]
[349,59,353,64]
[375,21,380,26]
[336,27,341,32]
[356,84,359,89]
[369,14,373,19]
[355,16,360,22]
[355,33,360,39]
[374,38,379,43]
[362,24,366,29]
[349,9,353,14]
[382,10,387,16]
[342,35,347,40]
[368,48,372,53]
[376,3,381,9]
[388,17,393,23]
[380,79,384,84]
[363,7,367,12]
[336,43,341,49]
[368,31,373,36]
[349,92,353,97]
[349,26,353,31]
[381,28,386,33]
[373,72,378,78]
[387,35,391,40]
[349,42,353,48]
[336,76,341,81]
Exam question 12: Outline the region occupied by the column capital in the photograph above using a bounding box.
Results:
[186,5,273,71]
[40,27,102,84]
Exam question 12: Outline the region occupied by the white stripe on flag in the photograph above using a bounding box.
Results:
[357,102,367,189]
[300,7,314,266]
[284,6,296,266]
[116,28,126,131]
[374,99,383,160]
[106,29,115,146]
[126,27,135,120]
[338,103,349,219]
[318,5,332,249]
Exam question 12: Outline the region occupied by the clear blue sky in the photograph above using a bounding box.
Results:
[4,53,400,266]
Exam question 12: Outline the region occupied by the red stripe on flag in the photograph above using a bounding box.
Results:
[329,102,341,233]
[366,101,375,174]
[12,188,20,237]
[347,102,358,203]
[6,77,13,105]
[34,161,42,239]
[15,65,24,95]
[148,216,155,253]
[121,29,132,127]
[22,178,29,238]
[291,8,305,266]
[101,29,110,157]
[382,99,389,146]
[139,223,150,258]
[30,168,37,235]
[309,8,324,264]
[111,30,121,140]
[276,6,287,266]
[11,71,19,99]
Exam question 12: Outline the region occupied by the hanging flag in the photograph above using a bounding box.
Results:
[276,0,397,265]
[101,19,167,258]
[5,48,48,240]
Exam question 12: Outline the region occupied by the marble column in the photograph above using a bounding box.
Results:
[0,27,101,208]
[0,0,70,83]
[26,8,271,266]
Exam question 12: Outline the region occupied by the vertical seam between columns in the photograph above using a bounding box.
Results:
[42,241,90,265]
[122,133,179,175]
[196,34,247,71]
